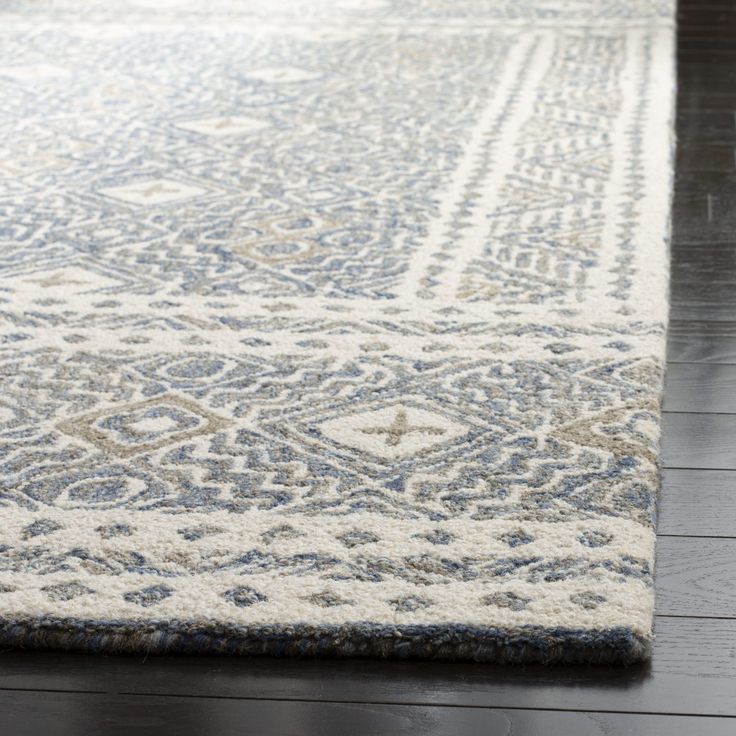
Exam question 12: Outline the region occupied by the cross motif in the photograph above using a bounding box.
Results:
[133,182,181,198]
[27,271,87,288]
[359,409,446,447]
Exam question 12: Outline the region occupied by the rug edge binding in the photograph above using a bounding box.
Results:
[0,618,652,665]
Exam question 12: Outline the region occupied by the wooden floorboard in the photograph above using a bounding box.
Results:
[670,283,736,304]
[670,249,736,280]
[662,412,736,469]
[671,250,736,272]
[671,222,736,245]
[1,691,733,736]
[668,332,736,363]
[656,538,736,615]
[669,304,736,320]
[664,364,736,411]
[676,128,736,144]
[659,469,736,537]
[676,144,736,172]
[676,110,736,141]
[668,320,736,338]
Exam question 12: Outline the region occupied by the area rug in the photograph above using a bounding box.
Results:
[0,0,674,664]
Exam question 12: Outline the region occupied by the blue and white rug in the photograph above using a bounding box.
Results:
[0,0,674,663]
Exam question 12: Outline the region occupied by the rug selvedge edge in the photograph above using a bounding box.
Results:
[0,618,651,665]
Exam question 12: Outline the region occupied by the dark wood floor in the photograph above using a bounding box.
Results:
[2,2,735,734]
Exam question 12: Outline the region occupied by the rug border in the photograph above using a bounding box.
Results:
[0,618,651,665]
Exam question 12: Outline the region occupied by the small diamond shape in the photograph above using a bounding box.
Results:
[58,395,229,458]
[0,65,69,81]
[317,404,469,460]
[22,266,117,292]
[98,178,208,206]
[175,116,270,137]
[247,66,320,84]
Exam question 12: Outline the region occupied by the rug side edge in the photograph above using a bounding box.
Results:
[0,618,651,665]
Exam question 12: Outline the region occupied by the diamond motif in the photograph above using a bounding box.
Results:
[0,64,69,81]
[98,178,209,206]
[317,404,470,460]
[58,395,230,458]
[174,116,270,137]
[246,66,320,84]
[15,254,159,295]
[21,266,127,293]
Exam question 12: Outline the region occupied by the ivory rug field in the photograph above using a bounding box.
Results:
[0,0,674,663]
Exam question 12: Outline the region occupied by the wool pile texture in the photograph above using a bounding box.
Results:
[0,0,674,664]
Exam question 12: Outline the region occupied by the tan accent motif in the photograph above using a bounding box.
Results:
[317,404,470,460]
[246,66,320,84]
[175,116,270,137]
[551,401,659,466]
[232,213,335,264]
[58,395,231,458]
[131,182,180,198]
[26,271,89,288]
[359,408,446,447]
[98,178,209,206]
